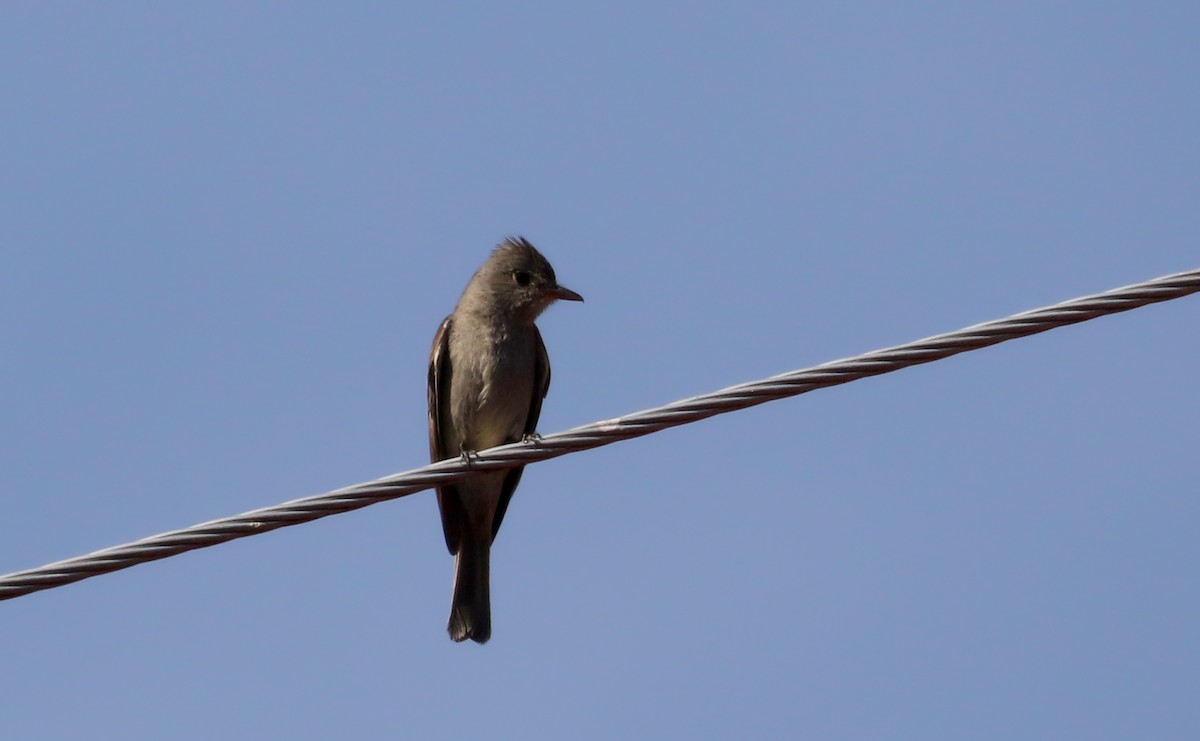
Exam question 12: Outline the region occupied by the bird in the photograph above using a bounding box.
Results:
[427,237,583,643]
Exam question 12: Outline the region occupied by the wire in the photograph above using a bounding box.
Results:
[2,267,1197,601]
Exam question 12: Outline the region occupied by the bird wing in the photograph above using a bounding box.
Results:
[489,326,551,542]
[428,315,468,554]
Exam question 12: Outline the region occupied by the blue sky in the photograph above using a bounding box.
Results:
[2,3,1198,739]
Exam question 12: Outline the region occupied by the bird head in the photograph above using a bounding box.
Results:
[465,236,583,322]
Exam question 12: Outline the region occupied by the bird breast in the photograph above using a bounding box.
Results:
[448,324,536,451]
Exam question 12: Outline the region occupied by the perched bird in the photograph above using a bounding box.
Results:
[428,237,583,643]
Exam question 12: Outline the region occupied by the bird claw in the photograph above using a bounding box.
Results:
[459,446,480,467]
[521,432,543,445]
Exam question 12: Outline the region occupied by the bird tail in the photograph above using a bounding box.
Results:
[448,537,491,644]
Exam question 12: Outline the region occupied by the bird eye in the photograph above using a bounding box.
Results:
[513,270,532,287]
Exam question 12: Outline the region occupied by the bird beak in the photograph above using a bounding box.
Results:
[548,284,584,302]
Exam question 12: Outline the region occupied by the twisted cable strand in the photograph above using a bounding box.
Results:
[2,268,1197,600]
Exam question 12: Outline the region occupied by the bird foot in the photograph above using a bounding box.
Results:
[521,432,543,445]
[459,446,480,467]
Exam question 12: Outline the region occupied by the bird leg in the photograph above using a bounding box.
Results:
[459,444,480,467]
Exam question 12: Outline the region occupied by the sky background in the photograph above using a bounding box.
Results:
[2,3,1198,739]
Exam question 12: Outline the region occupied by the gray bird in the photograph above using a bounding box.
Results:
[428,237,583,643]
